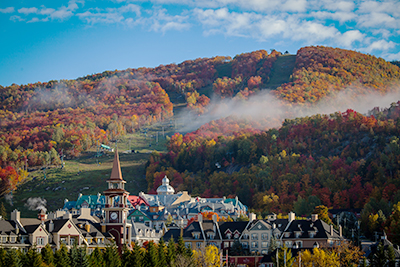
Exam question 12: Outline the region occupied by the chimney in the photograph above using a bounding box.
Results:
[288,212,295,223]
[63,212,72,220]
[11,210,20,222]
[212,214,217,223]
[330,225,334,236]
[80,207,91,218]
[85,222,91,233]
[39,209,46,224]
[49,220,54,232]
[198,214,203,223]
[249,213,256,222]
[101,225,106,233]
[339,225,342,237]
[273,223,276,229]
[311,214,318,222]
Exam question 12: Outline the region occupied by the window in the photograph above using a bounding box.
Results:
[2,236,7,243]
[262,241,268,248]
[224,241,230,248]
[285,241,292,247]
[207,233,215,240]
[251,242,258,248]
[242,234,249,239]
[234,233,239,238]
[196,242,202,248]
[10,237,16,243]
[295,232,301,238]
[261,233,268,240]
[242,242,248,249]
[309,232,315,238]
[193,233,200,239]
[37,237,45,245]
[261,250,268,255]
[61,237,67,245]
[251,234,258,240]
[185,242,191,248]
[139,216,144,221]
[226,233,232,239]
[294,241,302,248]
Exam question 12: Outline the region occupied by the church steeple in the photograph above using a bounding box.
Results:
[109,149,123,181]
[102,149,132,249]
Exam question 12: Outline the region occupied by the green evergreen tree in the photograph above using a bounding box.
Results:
[22,247,43,267]
[121,245,131,267]
[0,202,7,220]
[129,242,144,267]
[4,249,22,267]
[229,240,244,256]
[41,243,54,266]
[387,245,396,267]
[54,244,71,267]
[157,238,167,266]
[0,248,6,267]
[145,241,158,267]
[88,247,105,267]
[70,245,89,267]
[103,245,121,267]
[167,237,176,266]
[176,235,186,256]
[370,242,387,267]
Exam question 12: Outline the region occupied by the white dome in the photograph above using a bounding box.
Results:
[156,175,175,195]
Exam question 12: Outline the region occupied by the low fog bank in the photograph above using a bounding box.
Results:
[176,86,400,133]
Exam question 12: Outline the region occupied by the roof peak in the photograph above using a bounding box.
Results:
[109,150,124,181]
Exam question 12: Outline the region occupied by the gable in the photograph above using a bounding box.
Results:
[57,220,81,236]
[250,221,270,231]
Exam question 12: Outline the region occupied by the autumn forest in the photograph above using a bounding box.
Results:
[2,46,400,243]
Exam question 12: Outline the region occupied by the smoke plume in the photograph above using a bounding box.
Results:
[24,197,47,213]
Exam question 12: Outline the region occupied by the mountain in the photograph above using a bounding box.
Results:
[1,46,400,215]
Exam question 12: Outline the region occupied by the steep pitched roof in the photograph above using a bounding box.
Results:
[219,221,249,235]
[109,150,123,181]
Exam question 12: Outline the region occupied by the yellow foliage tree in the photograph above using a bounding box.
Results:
[192,245,220,267]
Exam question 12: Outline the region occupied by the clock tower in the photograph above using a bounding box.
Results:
[102,150,132,248]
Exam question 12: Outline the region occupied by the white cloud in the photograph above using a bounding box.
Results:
[146,8,191,33]
[310,11,356,23]
[383,51,400,61]
[76,4,141,25]
[358,0,400,16]
[27,17,40,23]
[336,30,365,47]
[10,15,25,22]
[357,12,398,28]
[18,7,38,14]
[0,7,14,13]
[361,39,396,53]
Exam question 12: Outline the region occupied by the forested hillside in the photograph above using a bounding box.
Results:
[1,45,400,208]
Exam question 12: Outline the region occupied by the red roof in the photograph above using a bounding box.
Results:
[128,195,149,206]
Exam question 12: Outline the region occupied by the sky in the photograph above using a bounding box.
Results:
[1,0,400,87]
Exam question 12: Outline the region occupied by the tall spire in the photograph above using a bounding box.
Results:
[109,150,123,180]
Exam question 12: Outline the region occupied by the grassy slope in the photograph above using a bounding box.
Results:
[6,120,175,218]
[3,54,298,218]
[265,54,296,89]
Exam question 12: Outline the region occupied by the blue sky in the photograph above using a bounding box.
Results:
[1,0,399,86]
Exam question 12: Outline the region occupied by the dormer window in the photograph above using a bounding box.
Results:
[295,232,301,238]
[193,233,200,239]
[309,232,315,238]
[285,232,290,238]
[226,233,232,239]
[207,233,215,240]
[234,233,239,239]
